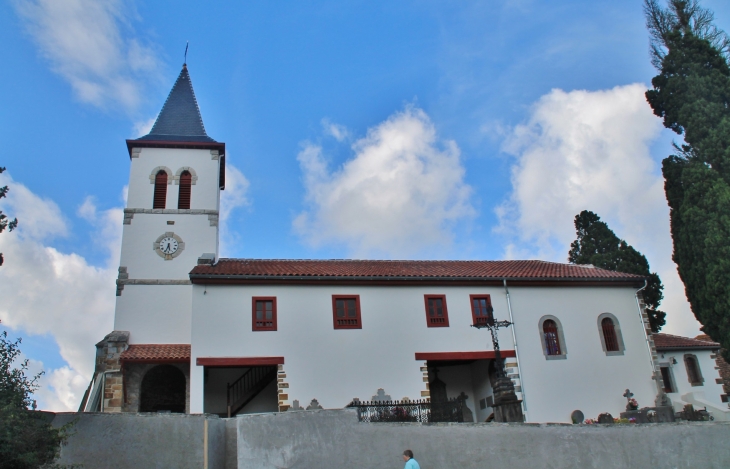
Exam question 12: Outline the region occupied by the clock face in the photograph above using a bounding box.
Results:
[159,237,179,255]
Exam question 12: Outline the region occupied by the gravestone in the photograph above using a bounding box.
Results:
[570,410,584,424]
[597,413,614,424]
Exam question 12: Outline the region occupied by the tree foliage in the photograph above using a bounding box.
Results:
[568,210,666,332]
[0,167,18,267]
[644,0,730,359]
[0,329,74,469]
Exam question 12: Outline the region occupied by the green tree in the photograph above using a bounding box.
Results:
[1,166,73,468]
[0,328,74,469]
[644,0,730,359]
[0,167,18,267]
[568,210,666,332]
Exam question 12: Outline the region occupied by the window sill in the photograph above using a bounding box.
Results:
[544,354,567,360]
[690,382,704,387]
[604,351,624,356]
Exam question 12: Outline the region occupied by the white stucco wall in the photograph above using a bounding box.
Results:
[119,214,218,280]
[126,147,220,211]
[189,283,657,423]
[113,146,220,346]
[509,286,656,423]
[114,285,192,344]
[658,348,728,418]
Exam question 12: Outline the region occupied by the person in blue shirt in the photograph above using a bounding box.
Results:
[402,449,420,469]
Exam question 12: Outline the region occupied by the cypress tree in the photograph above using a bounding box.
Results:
[644,0,730,359]
[568,210,666,332]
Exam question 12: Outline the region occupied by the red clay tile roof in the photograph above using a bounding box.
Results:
[653,333,720,350]
[189,259,644,283]
[120,344,190,362]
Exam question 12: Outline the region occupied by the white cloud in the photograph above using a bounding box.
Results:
[321,118,350,142]
[0,172,119,410]
[219,163,251,257]
[499,83,701,337]
[295,106,475,257]
[13,0,159,111]
[133,117,156,137]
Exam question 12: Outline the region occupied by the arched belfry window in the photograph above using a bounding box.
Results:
[153,170,168,209]
[538,315,567,360]
[178,170,192,209]
[597,313,625,355]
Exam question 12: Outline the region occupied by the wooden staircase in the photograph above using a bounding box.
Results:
[227,366,277,417]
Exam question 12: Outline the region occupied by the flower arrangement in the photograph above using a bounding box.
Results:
[583,417,637,424]
[628,398,639,410]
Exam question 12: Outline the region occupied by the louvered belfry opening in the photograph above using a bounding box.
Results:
[543,320,561,355]
[601,317,619,352]
[178,170,192,209]
[153,170,168,209]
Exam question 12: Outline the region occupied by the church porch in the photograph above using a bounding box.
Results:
[197,357,283,417]
[417,351,519,422]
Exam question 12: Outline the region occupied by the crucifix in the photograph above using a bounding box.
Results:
[470,303,523,422]
[470,304,513,378]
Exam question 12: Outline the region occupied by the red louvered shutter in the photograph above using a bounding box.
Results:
[601,317,619,352]
[153,171,168,209]
[543,320,561,355]
[178,171,192,209]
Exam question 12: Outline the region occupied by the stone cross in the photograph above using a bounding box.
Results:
[623,389,633,401]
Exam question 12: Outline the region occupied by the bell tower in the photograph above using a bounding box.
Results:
[114,63,225,345]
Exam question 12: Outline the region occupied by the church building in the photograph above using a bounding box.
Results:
[79,64,722,423]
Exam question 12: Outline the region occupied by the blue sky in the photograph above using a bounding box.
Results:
[1,0,728,410]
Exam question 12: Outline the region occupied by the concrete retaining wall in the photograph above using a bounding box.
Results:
[237,409,730,469]
[52,410,730,469]
[52,413,226,469]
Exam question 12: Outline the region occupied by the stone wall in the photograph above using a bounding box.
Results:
[94,331,129,412]
[51,410,730,469]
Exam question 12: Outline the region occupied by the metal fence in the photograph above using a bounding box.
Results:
[347,397,465,423]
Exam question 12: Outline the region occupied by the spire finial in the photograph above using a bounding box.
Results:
[184,41,189,66]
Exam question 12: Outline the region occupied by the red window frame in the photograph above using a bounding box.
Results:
[153,170,167,209]
[424,295,449,327]
[332,295,362,330]
[252,297,277,331]
[469,295,494,327]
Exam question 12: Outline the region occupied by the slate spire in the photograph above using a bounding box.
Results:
[137,64,217,143]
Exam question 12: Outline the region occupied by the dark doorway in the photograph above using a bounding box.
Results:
[139,365,186,413]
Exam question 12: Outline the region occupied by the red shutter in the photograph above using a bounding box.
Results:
[601,317,619,352]
[470,295,493,327]
[153,171,168,209]
[332,295,362,329]
[424,295,449,327]
[178,171,192,209]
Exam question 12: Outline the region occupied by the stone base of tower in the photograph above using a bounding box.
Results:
[81,331,129,413]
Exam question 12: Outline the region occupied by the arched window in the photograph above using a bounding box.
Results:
[597,313,625,355]
[139,364,186,413]
[153,170,168,209]
[684,354,704,386]
[178,170,192,209]
[543,320,561,355]
[538,315,567,360]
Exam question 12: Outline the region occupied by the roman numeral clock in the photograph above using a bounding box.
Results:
[154,232,185,260]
